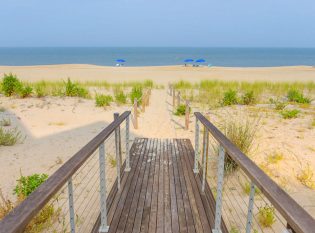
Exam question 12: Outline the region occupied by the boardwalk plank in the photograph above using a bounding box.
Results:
[164,139,172,233]
[132,138,155,233]
[156,139,165,233]
[96,138,227,233]
[172,139,188,233]
[168,139,180,233]
[108,138,150,233]
[140,139,158,233]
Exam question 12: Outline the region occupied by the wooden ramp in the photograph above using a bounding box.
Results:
[94,138,226,233]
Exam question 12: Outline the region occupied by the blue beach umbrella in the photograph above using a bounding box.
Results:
[184,59,194,63]
[196,59,206,63]
[116,59,126,63]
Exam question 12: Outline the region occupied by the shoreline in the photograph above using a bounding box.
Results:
[1,64,315,84]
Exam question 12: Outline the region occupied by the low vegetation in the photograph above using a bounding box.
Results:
[221,89,238,106]
[174,104,189,116]
[219,115,259,172]
[172,80,315,108]
[95,94,113,107]
[266,152,284,164]
[0,173,60,232]
[280,109,300,119]
[269,98,287,110]
[287,89,311,104]
[297,164,315,189]
[0,127,22,146]
[14,173,48,197]
[114,88,127,105]
[130,86,143,104]
[242,182,261,195]
[64,78,89,98]
[258,204,276,228]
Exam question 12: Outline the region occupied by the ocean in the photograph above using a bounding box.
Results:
[0,47,315,67]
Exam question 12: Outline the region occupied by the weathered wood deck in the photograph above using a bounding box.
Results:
[93,138,227,233]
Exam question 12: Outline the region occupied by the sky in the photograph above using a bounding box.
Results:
[1,0,315,47]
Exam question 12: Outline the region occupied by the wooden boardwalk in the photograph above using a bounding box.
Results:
[93,138,227,233]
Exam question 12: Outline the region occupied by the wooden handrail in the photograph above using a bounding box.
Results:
[0,111,131,233]
[195,112,315,233]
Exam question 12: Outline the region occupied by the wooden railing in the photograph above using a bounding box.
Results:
[169,84,190,130]
[0,111,131,233]
[194,112,315,233]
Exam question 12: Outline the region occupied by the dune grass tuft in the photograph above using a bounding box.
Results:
[218,114,259,172]
[0,127,22,146]
[95,94,113,107]
[266,152,284,164]
[280,109,300,119]
[297,164,315,189]
[258,204,276,228]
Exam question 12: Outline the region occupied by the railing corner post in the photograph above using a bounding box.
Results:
[193,118,199,173]
[245,182,256,233]
[114,113,121,190]
[99,142,109,233]
[134,99,138,129]
[67,178,76,233]
[213,145,225,233]
[125,114,131,172]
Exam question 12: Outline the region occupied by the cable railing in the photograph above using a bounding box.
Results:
[128,89,151,129]
[194,112,315,233]
[168,84,190,130]
[0,111,131,233]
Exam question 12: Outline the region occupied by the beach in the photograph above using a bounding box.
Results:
[1,64,315,84]
[0,64,315,229]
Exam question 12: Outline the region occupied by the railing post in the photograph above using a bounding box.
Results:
[99,142,109,233]
[114,113,121,190]
[134,99,138,129]
[67,178,75,233]
[141,95,145,112]
[194,118,199,173]
[172,88,175,107]
[177,91,181,106]
[245,182,256,233]
[125,114,131,172]
[185,100,189,130]
[213,146,225,233]
[202,128,209,192]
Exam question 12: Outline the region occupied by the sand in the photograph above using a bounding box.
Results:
[0,65,315,227]
[1,64,315,84]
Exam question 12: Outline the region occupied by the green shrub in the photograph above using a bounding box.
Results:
[14,173,48,197]
[2,73,21,96]
[258,205,276,227]
[220,116,259,172]
[175,104,189,116]
[17,85,33,98]
[280,109,300,119]
[0,127,22,146]
[95,94,113,107]
[241,91,256,105]
[269,98,287,110]
[114,90,127,105]
[287,89,310,104]
[65,78,89,98]
[221,89,238,106]
[130,86,143,104]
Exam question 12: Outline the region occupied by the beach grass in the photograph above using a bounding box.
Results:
[172,80,315,107]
